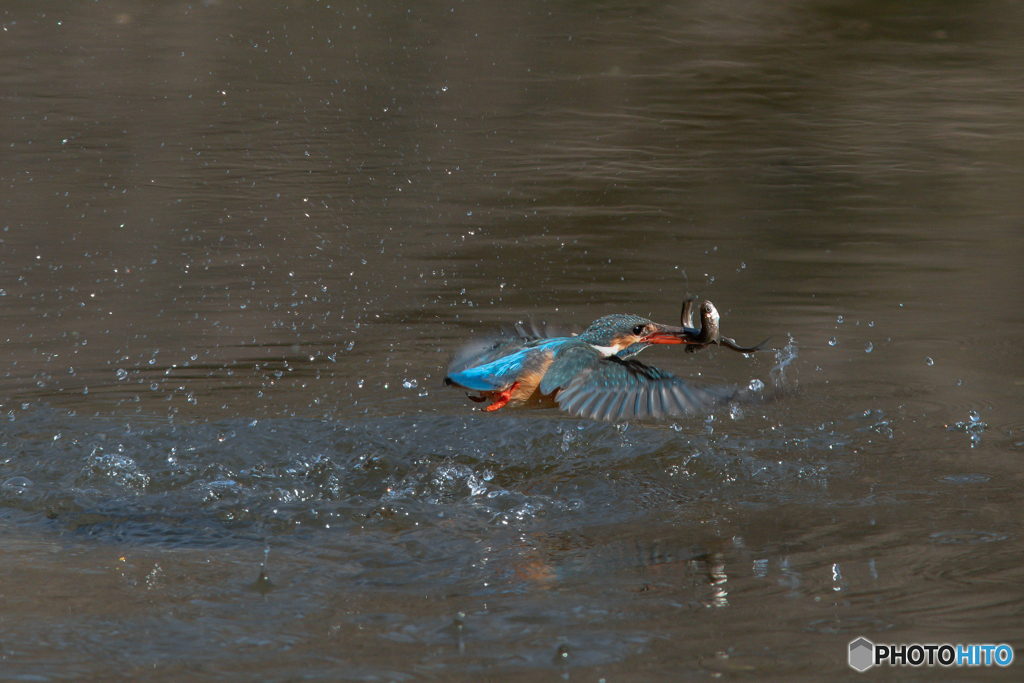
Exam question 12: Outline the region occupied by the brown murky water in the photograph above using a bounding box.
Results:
[2,1,1023,680]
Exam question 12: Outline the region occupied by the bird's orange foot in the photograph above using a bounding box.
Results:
[484,382,520,412]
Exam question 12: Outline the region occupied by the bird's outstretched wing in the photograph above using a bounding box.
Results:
[539,344,735,422]
[446,320,580,377]
[446,337,528,379]
[500,319,582,341]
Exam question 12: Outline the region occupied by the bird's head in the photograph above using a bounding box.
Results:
[579,314,699,357]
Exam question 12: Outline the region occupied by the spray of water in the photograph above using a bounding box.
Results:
[770,337,799,388]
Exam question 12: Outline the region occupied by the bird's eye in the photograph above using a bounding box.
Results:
[632,324,645,336]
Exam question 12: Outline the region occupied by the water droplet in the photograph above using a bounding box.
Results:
[926,357,934,366]
[969,410,981,423]
[356,379,364,388]
[402,379,418,389]
[747,379,764,392]
[3,476,34,491]
[116,368,128,380]
[560,430,577,452]
[346,341,355,351]
[864,342,873,353]
[837,315,844,324]
[828,337,837,346]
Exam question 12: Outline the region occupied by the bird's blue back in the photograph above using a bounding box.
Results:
[445,337,570,392]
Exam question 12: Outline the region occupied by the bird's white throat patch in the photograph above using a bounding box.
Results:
[590,344,623,357]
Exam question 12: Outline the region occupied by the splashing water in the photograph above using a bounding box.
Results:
[950,409,987,447]
[770,338,799,388]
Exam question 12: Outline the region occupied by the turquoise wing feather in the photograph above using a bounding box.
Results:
[542,344,735,421]
[445,348,532,392]
[446,337,566,392]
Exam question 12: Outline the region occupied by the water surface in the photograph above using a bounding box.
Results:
[1,1,1023,680]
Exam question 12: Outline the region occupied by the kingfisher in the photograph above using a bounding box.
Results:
[444,301,769,422]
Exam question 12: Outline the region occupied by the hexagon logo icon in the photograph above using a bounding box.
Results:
[849,637,874,672]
